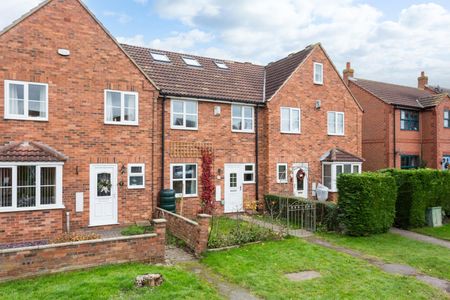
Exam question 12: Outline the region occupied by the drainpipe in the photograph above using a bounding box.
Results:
[393,107,397,168]
[161,94,166,192]
[255,105,259,210]
[66,211,70,233]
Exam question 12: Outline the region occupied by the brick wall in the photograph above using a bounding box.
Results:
[0,219,166,282]
[266,46,363,196]
[0,210,64,245]
[0,0,159,238]
[156,208,210,255]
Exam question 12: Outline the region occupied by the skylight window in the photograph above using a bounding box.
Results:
[150,52,170,62]
[182,57,202,67]
[214,61,228,69]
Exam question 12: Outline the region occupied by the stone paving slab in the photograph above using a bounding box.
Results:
[390,228,450,249]
[285,271,321,281]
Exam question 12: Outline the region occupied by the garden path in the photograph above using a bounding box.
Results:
[390,228,450,249]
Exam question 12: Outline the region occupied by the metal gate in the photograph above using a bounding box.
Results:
[286,200,316,233]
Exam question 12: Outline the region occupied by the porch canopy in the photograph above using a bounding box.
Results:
[0,141,67,162]
[321,148,364,163]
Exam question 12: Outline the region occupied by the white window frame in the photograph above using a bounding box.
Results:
[170,163,198,198]
[171,99,198,130]
[150,52,170,62]
[277,163,288,184]
[182,57,202,67]
[328,111,345,136]
[214,61,228,69]
[280,107,301,134]
[4,80,49,121]
[104,90,139,126]
[128,163,145,189]
[232,105,255,133]
[313,62,324,85]
[243,163,255,184]
[322,162,362,192]
[0,162,64,213]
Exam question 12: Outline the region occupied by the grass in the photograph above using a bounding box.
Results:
[121,225,154,236]
[319,232,450,281]
[202,238,447,299]
[208,216,280,248]
[412,223,450,241]
[0,263,221,300]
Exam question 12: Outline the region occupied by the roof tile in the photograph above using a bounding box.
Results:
[0,142,67,162]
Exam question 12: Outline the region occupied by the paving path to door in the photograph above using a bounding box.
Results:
[390,228,450,249]
[165,246,261,300]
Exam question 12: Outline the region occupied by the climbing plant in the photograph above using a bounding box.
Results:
[200,149,215,214]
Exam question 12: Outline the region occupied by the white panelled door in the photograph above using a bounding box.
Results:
[224,164,244,213]
[293,163,309,198]
[89,164,118,226]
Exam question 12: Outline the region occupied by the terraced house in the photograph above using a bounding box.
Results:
[344,64,450,171]
[0,0,363,245]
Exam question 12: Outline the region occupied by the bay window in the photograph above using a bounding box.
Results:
[105,90,138,125]
[170,164,197,197]
[322,162,361,192]
[4,80,48,121]
[0,164,63,212]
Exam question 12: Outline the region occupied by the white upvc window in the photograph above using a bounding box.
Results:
[128,164,145,189]
[0,163,63,212]
[232,105,254,132]
[328,111,345,136]
[170,164,198,197]
[243,164,255,184]
[322,162,361,192]
[277,163,288,183]
[4,80,48,121]
[280,107,301,134]
[171,100,198,130]
[104,90,139,125]
[314,62,324,85]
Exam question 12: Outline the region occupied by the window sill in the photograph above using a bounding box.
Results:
[128,186,145,190]
[104,121,139,126]
[243,181,255,185]
[328,133,345,136]
[4,116,48,122]
[0,205,65,213]
[232,130,255,134]
[170,126,198,131]
[280,131,301,135]
[314,82,324,86]
[175,194,198,198]
[277,181,288,184]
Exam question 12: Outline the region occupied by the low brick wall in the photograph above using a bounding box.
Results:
[156,208,210,256]
[0,219,166,282]
[0,209,64,245]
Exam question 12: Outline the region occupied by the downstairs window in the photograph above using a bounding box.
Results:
[322,163,361,192]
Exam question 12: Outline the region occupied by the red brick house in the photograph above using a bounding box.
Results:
[0,0,363,245]
[344,63,450,170]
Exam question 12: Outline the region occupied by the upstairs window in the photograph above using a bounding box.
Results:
[4,80,48,121]
[105,90,138,125]
[182,57,201,67]
[400,110,419,131]
[128,164,145,189]
[232,105,254,132]
[280,107,300,134]
[401,155,420,169]
[445,110,449,128]
[150,52,170,62]
[313,63,323,85]
[328,112,345,135]
[171,100,198,130]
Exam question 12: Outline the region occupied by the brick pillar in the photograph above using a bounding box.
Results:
[195,214,212,256]
[152,218,167,263]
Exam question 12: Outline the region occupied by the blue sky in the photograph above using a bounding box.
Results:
[2,0,450,87]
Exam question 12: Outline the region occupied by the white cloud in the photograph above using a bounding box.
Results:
[103,11,132,24]
[0,0,44,31]
[151,0,450,86]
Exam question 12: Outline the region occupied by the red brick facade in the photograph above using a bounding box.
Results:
[0,0,158,244]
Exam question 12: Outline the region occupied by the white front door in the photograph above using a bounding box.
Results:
[89,164,118,226]
[293,163,308,198]
[224,164,244,213]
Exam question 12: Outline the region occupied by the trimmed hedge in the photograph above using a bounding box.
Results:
[380,169,450,229]
[337,173,397,236]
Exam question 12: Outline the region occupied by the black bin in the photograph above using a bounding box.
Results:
[160,189,176,213]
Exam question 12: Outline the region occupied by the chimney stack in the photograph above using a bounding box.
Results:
[418,71,428,89]
[343,62,354,85]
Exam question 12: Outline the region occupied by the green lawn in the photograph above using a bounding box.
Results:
[319,232,450,281]
[202,238,447,300]
[0,263,221,300]
[412,223,450,241]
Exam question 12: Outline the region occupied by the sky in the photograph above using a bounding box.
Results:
[1,0,450,87]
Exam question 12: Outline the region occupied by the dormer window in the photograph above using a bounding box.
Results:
[214,61,228,69]
[182,57,201,67]
[150,52,170,62]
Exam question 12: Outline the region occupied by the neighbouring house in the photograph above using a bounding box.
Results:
[0,0,364,245]
[344,63,450,170]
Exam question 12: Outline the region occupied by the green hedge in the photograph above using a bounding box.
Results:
[380,169,450,229]
[337,173,397,236]
[264,194,337,230]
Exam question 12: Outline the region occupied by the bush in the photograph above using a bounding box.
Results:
[337,173,397,236]
[380,169,450,228]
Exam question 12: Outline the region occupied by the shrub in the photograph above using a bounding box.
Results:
[337,173,397,236]
[381,169,450,228]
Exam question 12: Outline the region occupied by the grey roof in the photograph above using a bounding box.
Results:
[0,142,68,162]
[321,148,364,163]
[427,85,450,94]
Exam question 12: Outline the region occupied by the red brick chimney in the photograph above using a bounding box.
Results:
[418,71,428,89]
[343,62,354,85]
